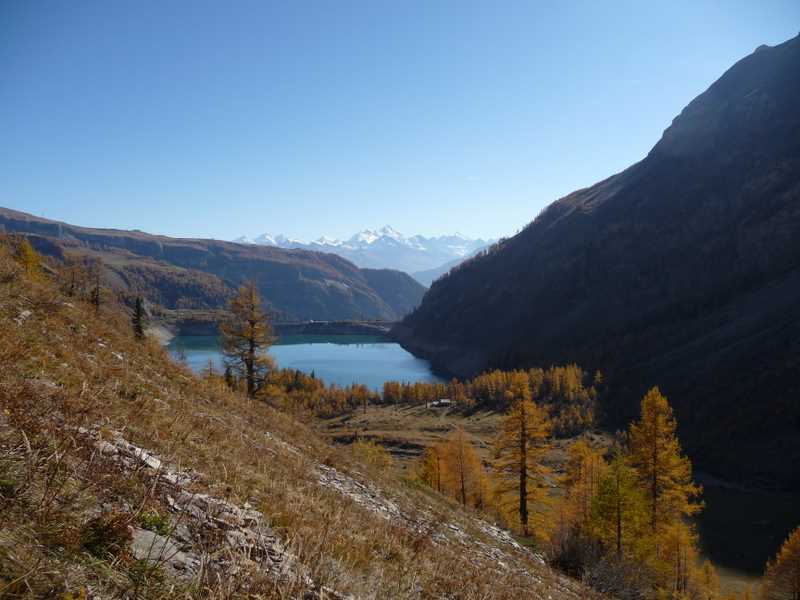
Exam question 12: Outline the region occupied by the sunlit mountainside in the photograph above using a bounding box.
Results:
[0,207,426,322]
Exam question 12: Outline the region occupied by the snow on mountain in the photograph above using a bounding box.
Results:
[314,235,343,246]
[232,226,495,278]
[349,229,380,245]
[254,233,277,246]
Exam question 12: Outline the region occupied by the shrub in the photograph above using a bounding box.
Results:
[81,512,132,558]
[138,510,171,536]
[352,439,394,472]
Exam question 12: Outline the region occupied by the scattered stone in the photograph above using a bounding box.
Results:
[131,527,201,576]
[14,309,31,325]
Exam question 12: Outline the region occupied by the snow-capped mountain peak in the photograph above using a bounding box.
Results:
[349,229,380,245]
[232,226,496,278]
[232,235,255,244]
[376,225,403,240]
[254,233,277,246]
[314,235,342,246]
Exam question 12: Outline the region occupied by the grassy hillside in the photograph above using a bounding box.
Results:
[0,239,591,598]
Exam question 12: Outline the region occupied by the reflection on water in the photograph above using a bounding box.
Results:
[168,334,444,390]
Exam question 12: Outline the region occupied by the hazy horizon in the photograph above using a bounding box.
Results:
[2,2,798,241]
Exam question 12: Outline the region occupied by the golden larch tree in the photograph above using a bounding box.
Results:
[220,280,275,398]
[563,438,607,531]
[591,448,650,560]
[697,559,721,600]
[417,443,447,493]
[761,525,800,600]
[492,372,551,536]
[628,387,701,536]
[656,520,700,597]
[440,427,487,508]
[16,237,41,278]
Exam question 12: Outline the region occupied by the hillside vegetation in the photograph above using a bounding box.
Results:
[0,207,425,322]
[395,35,800,489]
[0,237,589,598]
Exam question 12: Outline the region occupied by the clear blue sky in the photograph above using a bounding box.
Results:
[1,2,798,241]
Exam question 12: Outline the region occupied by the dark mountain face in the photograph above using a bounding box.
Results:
[360,268,426,317]
[396,36,800,489]
[0,208,425,321]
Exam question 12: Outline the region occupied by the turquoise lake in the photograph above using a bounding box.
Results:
[168,334,444,390]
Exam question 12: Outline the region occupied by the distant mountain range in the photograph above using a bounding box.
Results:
[233,226,494,282]
[396,35,800,489]
[0,208,426,322]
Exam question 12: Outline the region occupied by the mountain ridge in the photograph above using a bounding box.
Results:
[234,225,494,276]
[0,207,426,322]
[395,35,800,489]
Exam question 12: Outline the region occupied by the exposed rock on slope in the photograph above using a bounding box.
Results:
[396,35,800,489]
[0,243,593,598]
[0,208,425,321]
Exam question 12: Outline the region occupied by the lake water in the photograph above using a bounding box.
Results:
[695,480,800,593]
[168,334,444,390]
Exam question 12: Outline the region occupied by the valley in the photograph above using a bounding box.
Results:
[3,6,800,598]
[318,402,797,596]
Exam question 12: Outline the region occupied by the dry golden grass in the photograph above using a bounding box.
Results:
[0,244,596,599]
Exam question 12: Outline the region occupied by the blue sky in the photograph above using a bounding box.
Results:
[1,2,798,241]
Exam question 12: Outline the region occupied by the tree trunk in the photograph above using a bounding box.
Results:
[459,442,467,506]
[519,403,529,536]
[651,423,658,534]
[247,322,256,398]
[616,470,622,558]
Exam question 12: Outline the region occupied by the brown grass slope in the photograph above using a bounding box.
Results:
[0,207,425,321]
[396,35,800,490]
[0,246,593,599]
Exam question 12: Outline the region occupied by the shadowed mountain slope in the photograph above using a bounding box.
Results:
[361,268,426,316]
[0,207,425,321]
[396,35,800,489]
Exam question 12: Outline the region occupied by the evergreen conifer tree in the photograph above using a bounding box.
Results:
[131,296,146,340]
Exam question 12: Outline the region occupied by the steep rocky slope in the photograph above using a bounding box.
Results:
[0,208,425,321]
[396,35,800,489]
[0,241,592,598]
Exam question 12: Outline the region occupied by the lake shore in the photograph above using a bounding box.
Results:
[168,333,443,390]
[151,311,395,343]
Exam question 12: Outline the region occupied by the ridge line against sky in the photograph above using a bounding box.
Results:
[1,2,799,241]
